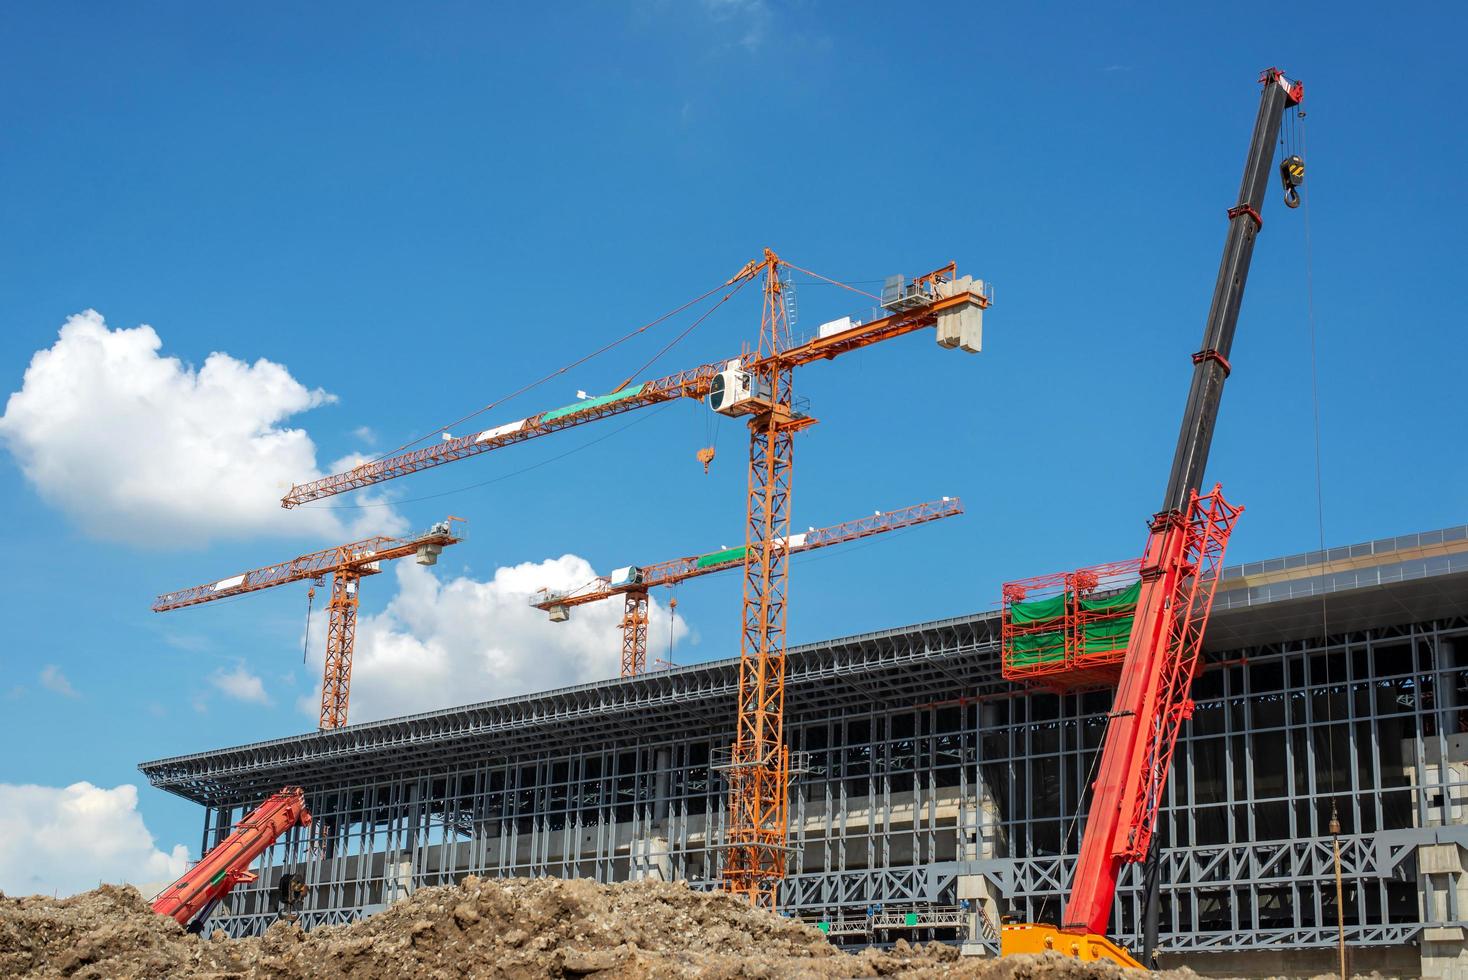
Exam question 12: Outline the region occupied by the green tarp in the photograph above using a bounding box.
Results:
[696,545,746,569]
[1009,592,1066,625]
[1007,580,1141,665]
[1007,630,1066,665]
[1081,618,1134,654]
[1079,580,1140,655]
[541,383,647,424]
[1079,579,1141,613]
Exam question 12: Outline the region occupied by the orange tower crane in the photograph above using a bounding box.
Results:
[153,518,465,730]
[279,250,988,908]
[531,497,964,677]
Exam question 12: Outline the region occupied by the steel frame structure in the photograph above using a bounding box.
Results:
[141,526,1468,972]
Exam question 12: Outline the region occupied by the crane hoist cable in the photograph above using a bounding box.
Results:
[612,274,754,393]
[295,404,674,510]
[778,260,883,302]
[302,585,317,664]
[1296,109,1347,980]
[368,276,741,464]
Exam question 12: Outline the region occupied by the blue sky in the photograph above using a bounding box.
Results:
[1,2,1463,893]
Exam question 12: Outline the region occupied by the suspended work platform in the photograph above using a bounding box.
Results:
[1000,558,1144,690]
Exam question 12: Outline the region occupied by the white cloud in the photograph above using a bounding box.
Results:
[38,665,78,698]
[310,556,688,723]
[210,665,270,705]
[351,425,376,445]
[700,0,772,50]
[0,782,188,897]
[0,310,403,547]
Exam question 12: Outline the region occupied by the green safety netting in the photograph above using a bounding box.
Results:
[1080,618,1134,654]
[1078,580,1141,613]
[541,383,647,424]
[1079,581,1140,655]
[1007,581,1141,665]
[1007,630,1066,665]
[696,545,746,569]
[1008,592,1066,625]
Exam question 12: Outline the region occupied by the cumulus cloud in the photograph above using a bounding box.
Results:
[210,665,270,705]
[314,556,688,723]
[38,665,78,698]
[0,311,402,547]
[0,782,188,897]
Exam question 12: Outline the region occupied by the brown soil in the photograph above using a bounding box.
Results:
[0,876,1191,979]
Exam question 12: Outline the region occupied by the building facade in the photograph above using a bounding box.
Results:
[141,525,1468,976]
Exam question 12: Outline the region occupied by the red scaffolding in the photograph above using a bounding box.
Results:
[1000,557,1144,690]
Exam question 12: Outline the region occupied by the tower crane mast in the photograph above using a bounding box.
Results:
[532,496,964,676]
[1001,69,1304,966]
[153,518,464,729]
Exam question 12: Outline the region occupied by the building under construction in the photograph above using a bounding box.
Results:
[141,522,1468,977]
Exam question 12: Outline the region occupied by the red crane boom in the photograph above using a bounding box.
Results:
[151,786,311,932]
[1001,69,1304,966]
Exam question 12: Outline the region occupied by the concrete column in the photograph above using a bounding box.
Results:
[390,784,420,902]
[631,750,674,882]
[959,704,1005,956]
[653,748,671,826]
[1420,842,1468,979]
[1422,641,1468,979]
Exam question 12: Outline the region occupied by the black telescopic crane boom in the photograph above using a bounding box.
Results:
[1158,68,1303,520]
[1141,67,1303,967]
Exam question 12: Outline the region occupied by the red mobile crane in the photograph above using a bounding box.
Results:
[1000,69,1305,966]
[151,786,312,933]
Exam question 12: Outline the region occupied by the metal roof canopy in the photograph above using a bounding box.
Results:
[140,524,1468,807]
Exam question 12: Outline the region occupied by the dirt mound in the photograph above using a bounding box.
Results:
[0,883,210,979]
[0,876,1183,979]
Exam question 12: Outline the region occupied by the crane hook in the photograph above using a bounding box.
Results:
[1279,154,1304,209]
[696,446,716,474]
[302,586,317,664]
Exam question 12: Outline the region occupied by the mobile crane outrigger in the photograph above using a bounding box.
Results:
[1001,68,1305,967]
